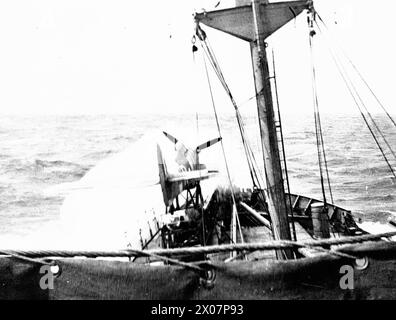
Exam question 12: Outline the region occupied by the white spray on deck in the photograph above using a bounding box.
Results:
[46,130,224,250]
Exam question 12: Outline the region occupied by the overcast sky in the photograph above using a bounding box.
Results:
[0,0,395,115]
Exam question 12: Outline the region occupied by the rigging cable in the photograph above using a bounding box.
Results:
[314,19,396,162]
[271,48,297,241]
[308,14,334,205]
[196,26,268,198]
[197,25,295,250]
[347,56,396,129]
[313,19,396,180]
[203,42,258,188]
[201,50,245,248]
[315,13,396,129]
[314,22,396,180]
[197,28,279,242]
[196,26,300,254]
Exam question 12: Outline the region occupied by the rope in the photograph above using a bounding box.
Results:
[271,48,297,241]
[196,26,274,246]
[314,19,396,163]
[299,245,359,260]
[3,250,206,276]
[313,21,396,180]
[0,231,394,259]
[197,27,267,194]
[349,59,396,128]
[328,51,396,180]
[137,251,206,274]
[201,49,245,247]
[308,17,334,205]
[197,27,275,243]
[1,251,54,266]
[316,12,396,129]
[238,94,259,108]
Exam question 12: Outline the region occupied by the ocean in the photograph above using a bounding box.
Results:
[0,112,395,245]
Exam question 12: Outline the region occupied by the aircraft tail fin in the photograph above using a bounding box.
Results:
[163,131,221,153]
[157,144,168,205]
[163,131,178,145]
[196,137,222,152]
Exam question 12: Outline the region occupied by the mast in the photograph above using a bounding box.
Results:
[195,0,311,259]
[250,0,292,258]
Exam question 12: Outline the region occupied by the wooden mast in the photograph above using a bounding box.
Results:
[250,0,292,259]
[195,0,311,259]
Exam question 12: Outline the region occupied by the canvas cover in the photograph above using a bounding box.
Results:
[1,242,396,300]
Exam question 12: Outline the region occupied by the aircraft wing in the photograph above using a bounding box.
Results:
[167,169,219,183]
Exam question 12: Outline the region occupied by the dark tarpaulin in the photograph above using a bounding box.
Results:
[1,242,396,300]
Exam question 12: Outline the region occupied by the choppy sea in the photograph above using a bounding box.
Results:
[0,112,395,244]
